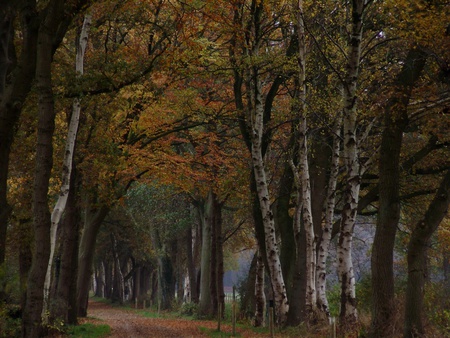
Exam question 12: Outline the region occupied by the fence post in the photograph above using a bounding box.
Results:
[217,301,222,332]
[232,286,236,336]
[330,317,336,338]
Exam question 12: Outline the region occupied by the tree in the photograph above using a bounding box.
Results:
[0,0,39,268]
[404,169,450,338]
[44,13,91,316]
[22,1,89,336]
[370,47,427,337]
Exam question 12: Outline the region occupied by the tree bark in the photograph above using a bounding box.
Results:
[404,169,450,338]
[250,84,289,324]
[316,115,341,318]
[77,205,109,316]
[290,0,318,321]
[186,223,198,303]
[198,190,213,317]
[22,2,64,335]
[44,14,91,309]
[50,166,81,324]
[337,0,365,326]
[0,1,38,267]
[370,47,427,337]
[254,248,266,327]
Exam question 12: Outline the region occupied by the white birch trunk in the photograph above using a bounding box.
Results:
[249,75,289,325]
[316,114,342,319]
[337,0,365,324]
[289,0,317,319]
[43,15,92,312]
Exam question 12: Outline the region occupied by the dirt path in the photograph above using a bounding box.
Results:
[84,300,297,337]
[86,300,213,337]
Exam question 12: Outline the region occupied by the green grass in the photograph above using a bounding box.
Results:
[66,323,111,338]
[199,327,242,337]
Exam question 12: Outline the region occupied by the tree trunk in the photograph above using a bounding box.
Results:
[316,115,341,318]
[370,47,427,337]
[44,14,91,310]
[239,252,257,320]
[254,248,266,327]
[77,205,109,316]
[212,198,225,318]
[0,2,38,267]
[250,97,289,324]
[186,223,198,303]
[198,191,213,317]
[404,170,450,338]
[111,234,125,305]
[337,0,365,327]
[50,166,81,324]
[22,3,63,333]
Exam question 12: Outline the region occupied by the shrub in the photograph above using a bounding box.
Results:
[179,302,198,316]
[0,303,21,338]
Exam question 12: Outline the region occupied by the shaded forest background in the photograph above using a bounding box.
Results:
[0,0,449,337]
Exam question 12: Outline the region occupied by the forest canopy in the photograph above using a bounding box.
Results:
[0,0,449,337]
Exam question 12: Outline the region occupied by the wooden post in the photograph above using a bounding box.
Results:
[232,286,236,336]
[217,302,222,332]
[143,300,146,309]
[330,317,336,338]
[135,297,138,309]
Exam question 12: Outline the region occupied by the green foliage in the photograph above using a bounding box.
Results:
[66,323,111,337]
[179,302,198,316]
[0,263,21,304]
[326,274,373,318]
[326,284,341,318]
[424,281,450,336]
[199,326,242,337]
[355,275,373,313]
[0,303,21,338]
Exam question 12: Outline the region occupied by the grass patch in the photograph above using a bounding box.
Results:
[66,323,111,338]
[199,326,242,337]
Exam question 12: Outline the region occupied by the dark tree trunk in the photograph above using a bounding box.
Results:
[404,170,450,338]
[19,219,33,310]
[133,265,141,301]
[370,48,427,338]
[186,224,198,302]
[286,221,307,326]
[211,197,224,317]
[77,205,109,316]
[275,148,296,290]
[50,167,80,324]
[198,192,212,317]
[0,2,38,267]
[158,253,175,310]
[239,251,257,318]
[22,4,62,333]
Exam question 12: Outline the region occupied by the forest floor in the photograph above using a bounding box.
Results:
[81,299,299,338]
